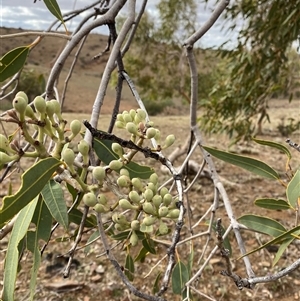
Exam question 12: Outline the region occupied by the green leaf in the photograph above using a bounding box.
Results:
[134,246,149,263]
[125,254,135,281]
[142,236,156,254]
[93,138,154,179]
[203,146,280,180]
[187,249,194,278]
[68,208,97,228]
[2,197,38,301]
[41,179,68,230]
[172,261,189,295]
[43,0,67,31]
[254,198,291,210]
[272,237,294,266]
[238,214,287,237]
[286,170,300,209]
[0,46,30,82]
[0,157,60,228]
[84,230,100,254]
[152,272,162,295]
[251,137,291,168]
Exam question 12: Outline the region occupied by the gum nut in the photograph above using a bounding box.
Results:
[25,105,37,119]
[70,119,81,136]
[149,173,159,185]
[94,203,106,213]
[160,187,169,198]
[16,91,28,103]
[159,221,169,235]
[136,109,146,120]
[45,101,56,117]
[143,188,154,202]
[62,148,75,166]
[93,166,106,182]
[116,121,125,129]
[164,134,175,148]
[130,230,139,246]
[163,193,173,206]
[78,140,90,156]
[97,194,108,205]
[120,168,130,177]
[117,175,130,188]
[131,220,140,231]
[158,206,169,217]
[146,127,156,139]
[132,178,143,191]
[83,192,97,207]
[167,209,180,219]
[122,113,132,123]
[142,202,156,215]
[0,152,14,164]
[119,199,135,210]
[13,96,28,114]
[109,159,123,171]
[142,216,157,226]
[126,122,138,135]
[152,195,162,209]
[129,109,136,119]
[33,96,46,114]
[112,143,123,157]
[129,191,141,204]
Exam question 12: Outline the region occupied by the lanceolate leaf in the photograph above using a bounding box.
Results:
[125,254,135,281]
[0,157,60,228]
[238,214,287,237]
[0,46,30,82]
[68,208,97,228]
[273,237,294,266]
[203,146,280,180]
[254,198,291,210]
[2,197,38,301]
[286,170,300,209]
[172,261,189,295]
[93,138,154,179]
[41,179,68,230]
[43,0,67,31]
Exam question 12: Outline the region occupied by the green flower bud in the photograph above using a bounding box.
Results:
[119,199,138,210]
[83,192,97,207]
[25,105,37,120]
[13,96,28,115]
[94,203,106,213]
[50,99,63,120]
[62,148,75,166]
[97,194,108,205]
[160,187,169,198]
[0,152,15,164]
[142,202,156,215]
[143,188,154,202]
[149,173,159,185]
[130,230,139,246]
[129,190,141,204]
[158,221,169,235]
[158,206,169,217]
[129,109,136,120]
[112,213,129,226]
[116,121,125,129]
[112,143,123,157]
[16,91,28,103]
[126,122,138,135]
[146,183,157,194]
[152,195,162,209]
[45,101,56,117]
[131,177,143,192]
[109,159,123,171]
[163,134,175,148]
[140,223,153,233]
[33,96,46,114]
[78,140,90,156]
[93,166,106,182]
[167,208,180,219]
[123,113,133,123]
[154,129,161,142]
[163,193,173,206]
[136,109,146,121]
[117,175,130,188]
[146,127,156,139]
[0,134,9,150]
[70,120,81,137]
[120,168,130,177]
[131,220,140,231]
[142,216,157,226]
[117,113,124,122]
[134,114,142,124]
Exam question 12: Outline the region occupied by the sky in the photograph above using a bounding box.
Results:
[0,0,240,48]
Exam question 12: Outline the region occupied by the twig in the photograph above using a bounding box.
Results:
[286,138,300,152]
[0,32,71,40]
